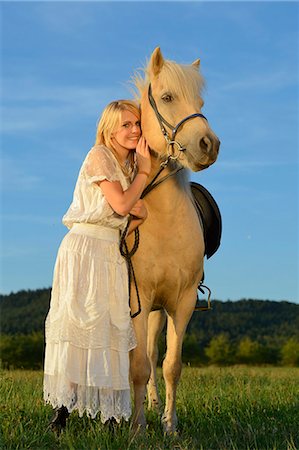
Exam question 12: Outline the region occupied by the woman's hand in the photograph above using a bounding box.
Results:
[129,199,147,220]
[126,199,148,235]
[136,136,151,175]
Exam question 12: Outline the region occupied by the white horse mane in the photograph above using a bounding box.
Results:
[131,58,205,103]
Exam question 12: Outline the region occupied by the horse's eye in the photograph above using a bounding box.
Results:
[161,93,173,103]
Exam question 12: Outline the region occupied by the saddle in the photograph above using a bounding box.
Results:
[190,181,222,259]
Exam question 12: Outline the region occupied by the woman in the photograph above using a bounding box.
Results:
[43,100,151,433]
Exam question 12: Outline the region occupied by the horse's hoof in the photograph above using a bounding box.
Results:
[162,414,178,435]
[48,405,70,436]
[163,424,178,436]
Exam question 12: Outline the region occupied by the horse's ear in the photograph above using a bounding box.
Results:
[149,47,164,77]
[192,59,201,69]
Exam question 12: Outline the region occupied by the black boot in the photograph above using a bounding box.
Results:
[48,405,70,436]
[106,417,118,432]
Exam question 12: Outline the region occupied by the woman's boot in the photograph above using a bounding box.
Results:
[48,405,70,435]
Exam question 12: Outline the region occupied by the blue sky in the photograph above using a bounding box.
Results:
[1,1,298,303]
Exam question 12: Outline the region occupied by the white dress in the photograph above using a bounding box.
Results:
[43,145,137,423]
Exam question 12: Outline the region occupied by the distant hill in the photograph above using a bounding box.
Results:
[1,288,298,346]
[187,299,299,348]
[0,288,51,335]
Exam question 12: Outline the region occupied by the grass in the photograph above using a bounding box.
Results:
[0,366,298,450]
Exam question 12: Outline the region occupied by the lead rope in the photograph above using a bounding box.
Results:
[121,84,211,317]
[119,161,169,318]
[120,157,187,318]
[119,159,174,318]
[119,158,211,318]
[119,218,141,318]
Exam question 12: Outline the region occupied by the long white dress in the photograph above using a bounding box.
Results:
[43,145,137,423]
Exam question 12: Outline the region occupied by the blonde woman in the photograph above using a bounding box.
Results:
[44,100,151,433]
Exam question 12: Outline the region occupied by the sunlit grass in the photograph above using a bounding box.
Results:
[1,367,298,449]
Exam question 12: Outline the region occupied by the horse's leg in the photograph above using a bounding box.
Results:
[147,309,167,411]
[162,290,196,434]
[130,312,151,430]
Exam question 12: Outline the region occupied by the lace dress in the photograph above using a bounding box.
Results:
[43,145,137,422]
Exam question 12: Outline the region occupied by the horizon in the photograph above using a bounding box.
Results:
[1,286,297,306]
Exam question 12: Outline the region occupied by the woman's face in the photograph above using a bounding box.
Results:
[111,110,141,152]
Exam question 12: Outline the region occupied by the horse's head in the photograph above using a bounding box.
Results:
[136,47,220,171]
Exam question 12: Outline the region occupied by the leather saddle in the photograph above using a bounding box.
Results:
[190,181,222,259]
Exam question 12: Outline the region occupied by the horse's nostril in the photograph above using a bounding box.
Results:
[199,136,212,153]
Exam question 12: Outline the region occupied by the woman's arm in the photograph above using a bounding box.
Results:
[98,137,151,216]
[98,173,148,216]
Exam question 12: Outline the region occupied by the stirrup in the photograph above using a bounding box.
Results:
[195,283,212,311]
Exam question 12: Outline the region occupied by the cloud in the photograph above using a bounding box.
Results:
[220,70,297,93]
[0,157,43,191]
[216,159,293,171]
[0,246,41,259]
[31,2,95,34]
[1,77,127,134]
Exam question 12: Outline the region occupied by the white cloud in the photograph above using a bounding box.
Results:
[0,246,41,259]
[1,77,127,134]
[0,157,43,191]
[32,2,95,34]
[220,70,297,93]
[216,159,294,171]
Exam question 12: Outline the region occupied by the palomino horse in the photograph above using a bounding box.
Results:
[127,47,220,433]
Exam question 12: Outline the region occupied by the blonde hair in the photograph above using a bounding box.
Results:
[95,99,140,148]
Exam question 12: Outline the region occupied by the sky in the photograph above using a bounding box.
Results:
[0,1,298,303]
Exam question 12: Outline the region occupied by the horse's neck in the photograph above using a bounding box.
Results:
[148,153,165,177]
[146,156,190,212]
[149,155,183,181]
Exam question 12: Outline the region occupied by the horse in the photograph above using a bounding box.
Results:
[127,47,220,433]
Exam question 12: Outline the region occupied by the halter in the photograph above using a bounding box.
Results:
[148,83,207,158]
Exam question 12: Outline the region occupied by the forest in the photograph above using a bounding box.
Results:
[0,288,298,369]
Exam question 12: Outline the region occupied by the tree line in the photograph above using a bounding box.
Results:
[0,288,298,369]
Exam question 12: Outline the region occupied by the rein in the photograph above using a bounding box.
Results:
[141,157,183,199]
[119,84,211,318]
[119,158,211,318]
[119,157,183,318]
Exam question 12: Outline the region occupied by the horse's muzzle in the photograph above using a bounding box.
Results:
[199,135,220,164]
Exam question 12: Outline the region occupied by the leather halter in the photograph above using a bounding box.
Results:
[148,83,207,156]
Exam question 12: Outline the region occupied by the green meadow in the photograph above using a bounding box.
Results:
[1,367,298,450]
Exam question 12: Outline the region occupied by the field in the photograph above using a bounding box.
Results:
[0,367,298,450]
